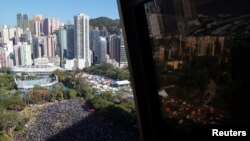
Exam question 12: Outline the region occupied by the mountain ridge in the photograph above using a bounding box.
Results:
[90,17,121,35]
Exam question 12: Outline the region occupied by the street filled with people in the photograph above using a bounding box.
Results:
[23,98,139,141]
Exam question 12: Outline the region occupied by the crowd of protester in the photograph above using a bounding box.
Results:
[161,95,229,128]
[22,98,139,141]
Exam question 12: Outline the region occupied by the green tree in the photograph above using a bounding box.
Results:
[81,87,93,100]
[89,17,121,34]
[102,91,115,102]
[83,63,130,80]
[0,89,8,95]
[14,117,29,131]
[65,89,77,99]
[0,96,25,111]
[0,133,8,141]
[0,110,18,131]
[28,88,50,104]
[53,69,65,82]
[90,96,113,109]
[0,74,15,90]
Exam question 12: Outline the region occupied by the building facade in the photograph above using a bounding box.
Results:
[99,36,107,63]
[74,13,91,68]
[108,34,121,62]
[90,27,100,64]
[2,25,9,45]
[17,13,29,31]
[66,25,75,59]
[119,34,127,66]
[58,27,67,66]
[14,42,32,66]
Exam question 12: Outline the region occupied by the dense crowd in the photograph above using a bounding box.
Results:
[161,96,229,127]
[21,98,139,141]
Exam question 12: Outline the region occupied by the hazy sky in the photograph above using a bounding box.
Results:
[0,0,120,27]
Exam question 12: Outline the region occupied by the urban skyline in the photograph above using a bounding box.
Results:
[0,0,119,27]
[0,10,127,69]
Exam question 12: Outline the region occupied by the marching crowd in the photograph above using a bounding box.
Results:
[23,98,139,141]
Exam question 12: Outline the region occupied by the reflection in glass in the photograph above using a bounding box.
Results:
[145,0,250,130]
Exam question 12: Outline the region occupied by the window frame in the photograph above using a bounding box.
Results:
[117,0,163,141]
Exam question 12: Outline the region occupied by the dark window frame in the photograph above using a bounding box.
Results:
[117,0,163,140]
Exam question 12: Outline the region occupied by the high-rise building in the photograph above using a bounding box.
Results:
[15,27,23,38]
[2,25,9,45]
[74,13,91,68]
[14,42,32,66]
[0,48,6,68]
[43,18,51,35]
[34,21,41,37]
[5,41,14,67]
[58,26,67,66]
[90,27,100,51]
[108,34,121,62]
[17,13,23,30]
[8,27,16,40]
[119,34,127,65]
[51,34,58,57]
[108,32,127,66]
[66,25,75,59]
[51,18,60,33]
[147,13,163,38]
[33,35,57,59]
[29,15,43,35]
[17,13,29,31]
[100,26,109,37]
[99,36,107,63]
[152,0,177,34]
[186,36,225,57]
[90,27,100,64]
[23,14,29,31]
[23,30,32,44]
[45,36,52,57]
[43,18,60,35]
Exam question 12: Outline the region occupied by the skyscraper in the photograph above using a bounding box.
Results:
[74,13,91,67]
[51,18,60,33]
[2,25,9,45]
[99,36,107,63]
[43,18,51,35]
[100,26,109,37]
[108,34,121,62]
[0,48,6,68]
[8,28,16,40]
[58,26,67,66]
[17,13,23,30]
[119,34,127,66]
[23,14,29,31]
[34,21,41,37]
[66,25,75,59]
[14,42,32,66]
[43,18,60,35]
[29,15,43,35]
[90,27,100,64]
[44,35,57,58]
[17,13,29,31]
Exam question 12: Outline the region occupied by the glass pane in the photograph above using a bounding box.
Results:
[145,0,249,132]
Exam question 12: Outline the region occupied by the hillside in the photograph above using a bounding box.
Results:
[90,17,121,35]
